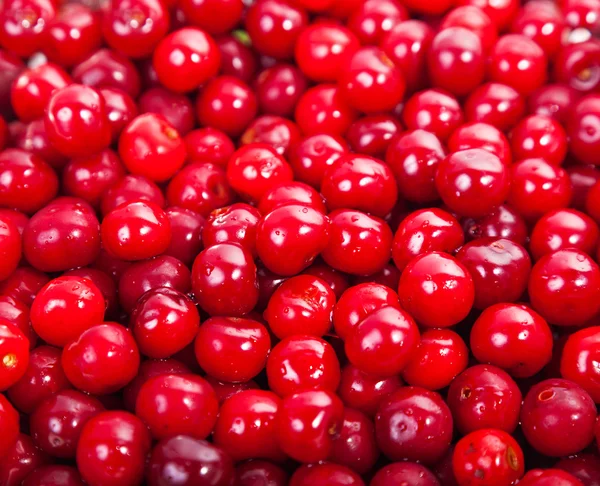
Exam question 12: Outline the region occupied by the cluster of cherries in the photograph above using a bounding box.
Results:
[0,0,599,484]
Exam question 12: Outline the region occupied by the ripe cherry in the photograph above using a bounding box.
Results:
[561,326,600,402]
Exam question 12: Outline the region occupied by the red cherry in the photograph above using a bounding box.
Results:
[561,326,600,402]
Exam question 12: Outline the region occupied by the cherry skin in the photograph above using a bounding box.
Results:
[0,433,50,486]
[0,0,56,58]
[294,22,359,83]
[61,323,140,395]
[294,84,358,137]
[402,329,469,390]
[196,76,258,138]
[195,316,270,383]
[76,411,151,486]
[452,428,524,486]
[288,134,347,188]
[256,204,330,277]
[561,326,600,402]
[213,390,283,462]
[448,364,522,434]
[118,113,186,182]
[322,209,393,276]
[166,162,234,217]
[329,408,379,475]
[435,149,510,218]
[202,203,259,257]
[371,462,440,486]
[521,378,596,457]
[163,207,205,266]
[0,319,28,391]
[184,127,235,167]
[290,464,365,486]
[428,27,485,97]
[178,0,243,35]
[22,465,85,486]
[266,335,340,397]
[191,242,258,317]
[44,84,111,158]
[217,34,258,84]
[0,394,19,457]
[304,262,350,299]
[347,0,408,45]
[101,200,171,261]
[511,115,568,166]
[235,461,288,486]
[0,267,50,307]
[376,387,453,465]
[441,6,497,53]
[23,198,101,273]
[448,122,511,166]
[226,144,293,203]
[466,205,528,247]
[264,275,335,339]
[398,252,474,328]
[102,0,169,59]
[488,34,548,96]
[528,84,580,125]
[245,0,308,60]
[555,454,600,486]
[152,27,220,93]
[0,149,59,215]
[30,276,105,348]
[381,20,434,93]
[258,181,326,215]
[456,237,531,309]
[0,295,35,348]
[345,306,420,377]
[135,373,218,440]
[0,215,20,281]
[321,153,397,218]
[567,94,600,166]
[118,255,191,314]
[255,64,307,118]
[554,40,600,94]
[72,48,141,98]
[508,158,573,221]
[333,282,401,340]
[131,287,199,359]
[62,149,126,210]
[464,82,525,132]
[519,469,585,486]
[530,209,599,260]
[100,174,165,217]
[147,435,234,486]
[7,345,70,414]
[240,115,301,157]
[11,63,71,122]
[471,303,552,378]
[339,46,405,114]
[345,114,401,159]
[29,389,104,458]
[511,0,565,57]
[402,89,464,142]
[276,389,344,463]
[338,363,403,417]
[392,208,464,271]
[528,249,600,326]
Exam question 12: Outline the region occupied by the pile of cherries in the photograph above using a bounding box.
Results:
[0,0,599,484]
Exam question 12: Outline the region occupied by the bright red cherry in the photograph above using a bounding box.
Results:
[322,209,393,276]
[290,463,365,486]
[0,295,35,348]
[471,303,553,378]
[0,0,56,58]
[345,306,420,377]
[448,122,511,166]
[255,64,308,118]
[195,316,270,383]
[61,323,140,395]
[452,428,524,486]
[240,115,301,157]
[511,115,568,166]
[29,389,104,458]
[0,319,28,391]
[464,82,525,131]
[0,433,50,486]
[235,461,288,486]
[456,0,518,32]
[152,27,220,93]
[345,114,401,159]
[441,6,497,52]
[371,462,440,486]
[30,276,105,348]
[100,174,165,217]
[101,200,171,261]
[267,335,340,397]
[258,181,326,215]
[398,252,474,328]
[0,394,20,457]
[347,0,408,45]
[521,379,597,457]
[376,387,453,464]
[135,373,218,440]
[402,89,464,142]
[528,249,600,326]
[118,113,186,182]
[402,329,469,390]
[0,215,20,281]
[76,411,151,486]
[213,390,283,462]
[103,0,169,59]
[276,389,344,463]
[184,127,235,167]
[178,0,243,35]
[567,94,600,166]
[561,326,600,402]
[44,84,111,157]
[519,469,585,486]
